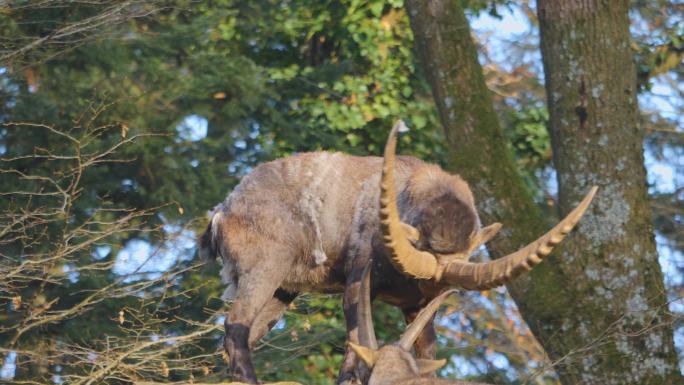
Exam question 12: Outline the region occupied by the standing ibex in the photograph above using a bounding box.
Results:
[200,121,597,383]
[348,262,492,385]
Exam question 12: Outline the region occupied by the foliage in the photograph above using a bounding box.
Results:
[0,0,682,383]
[0,1,441,383]
[230,0,442,161]
[632,0,684,88]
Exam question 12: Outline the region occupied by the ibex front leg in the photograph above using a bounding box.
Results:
[338,182,378,385]
[338,270,368,385]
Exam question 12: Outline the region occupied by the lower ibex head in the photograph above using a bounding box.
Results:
[348,262,494,385]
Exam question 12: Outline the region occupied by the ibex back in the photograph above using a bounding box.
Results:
[200,121,597,383]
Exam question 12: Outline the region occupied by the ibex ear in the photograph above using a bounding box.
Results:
[470,223,502,251]
[478,223,502,244]
[416,358,447,374]
[349,342,379,368]
[401,223,421,245]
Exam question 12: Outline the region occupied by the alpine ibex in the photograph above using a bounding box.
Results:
[348,261,492,385]
[200,121,597,383]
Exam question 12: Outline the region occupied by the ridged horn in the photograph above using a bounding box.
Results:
[358,261,378,350]
[397,289,457,351]
[440,186,598,290]
[380,121,439,280]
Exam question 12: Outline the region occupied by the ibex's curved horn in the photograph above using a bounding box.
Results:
[440,186,598,290]
[380,121,597,289]
[397,289,457,351]
[358,261,378,350]
[380,121,439,279]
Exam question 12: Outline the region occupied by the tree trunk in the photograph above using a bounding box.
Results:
[407,0,681,384]
[405,0,550,290]
[405,0,566,330]
[536,0,680,383]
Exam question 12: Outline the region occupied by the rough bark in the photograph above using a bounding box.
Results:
[407,0,681,384]
[405,0,554,329]
[537,0,680,383]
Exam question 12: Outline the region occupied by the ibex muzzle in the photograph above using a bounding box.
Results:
[200,121,597,383]
[348,261,493,385]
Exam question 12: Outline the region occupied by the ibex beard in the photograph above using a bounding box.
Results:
[200,120,597,383]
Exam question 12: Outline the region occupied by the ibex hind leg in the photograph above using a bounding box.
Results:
[224,251,294,384]
[248,288,298,348]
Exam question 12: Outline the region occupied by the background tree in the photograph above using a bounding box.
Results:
[536,1,679,382]
[407,0,681,384]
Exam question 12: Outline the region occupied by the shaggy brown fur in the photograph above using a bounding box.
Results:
[201,122,599,384]
[201,151,479,383]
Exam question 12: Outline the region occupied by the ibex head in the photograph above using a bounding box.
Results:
[379,120,597,289]
[348,262,491,385]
